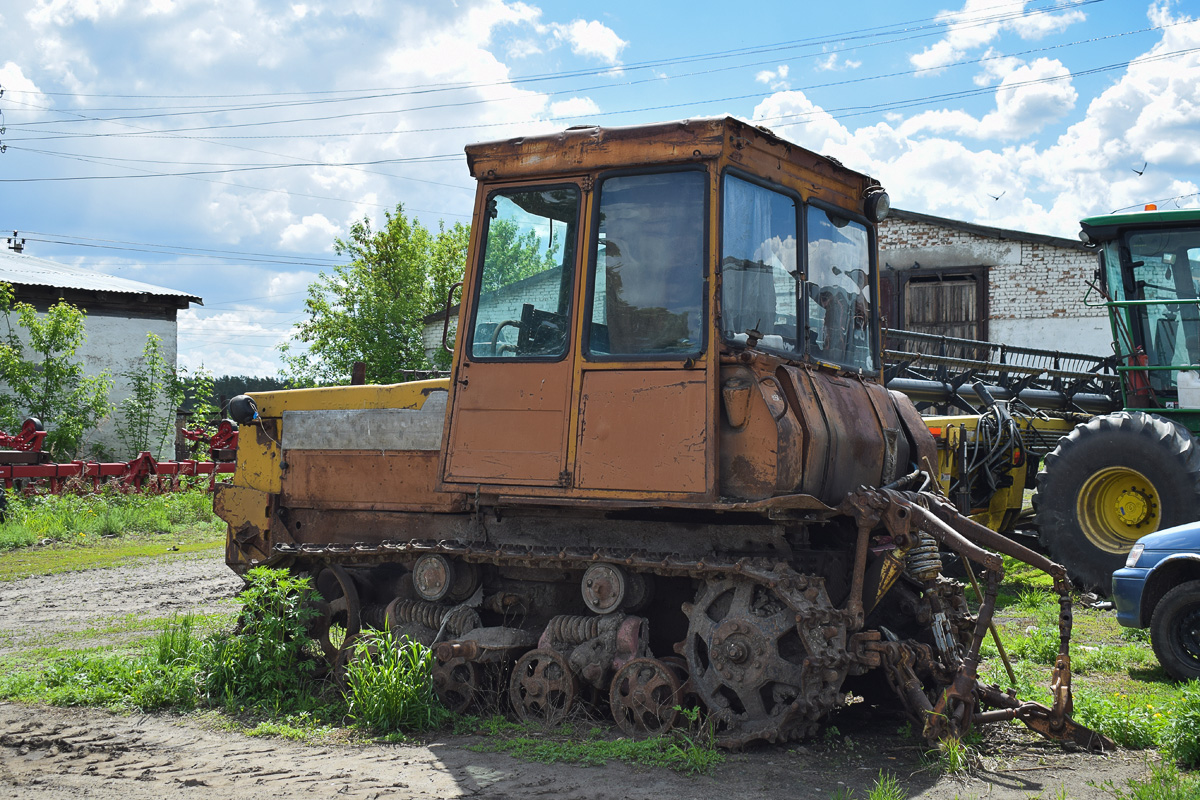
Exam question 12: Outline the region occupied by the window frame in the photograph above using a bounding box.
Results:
[464,181,583,364]
[802,197,880,372]
[717,167,805,360]
[582,165,711,363]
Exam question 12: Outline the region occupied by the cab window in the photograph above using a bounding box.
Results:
[721,175,800,354]
[806,205,874,370]
[588,171,706,358]
[470,186,579,359]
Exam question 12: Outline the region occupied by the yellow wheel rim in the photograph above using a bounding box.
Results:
[1077,466,1161,554]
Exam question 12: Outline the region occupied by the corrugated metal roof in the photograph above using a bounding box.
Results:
[0,249,202,304]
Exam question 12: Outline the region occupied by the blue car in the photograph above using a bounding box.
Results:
[1112,521,1200,681]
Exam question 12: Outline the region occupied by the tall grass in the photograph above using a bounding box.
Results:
[0,484,220,550]
[343,627,444,734]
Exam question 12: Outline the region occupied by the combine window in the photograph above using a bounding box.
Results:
[1107,229,1200,392]
[586,171,706,358]
[469,186,579,360]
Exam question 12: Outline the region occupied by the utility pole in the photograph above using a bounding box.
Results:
[7,232,25,253]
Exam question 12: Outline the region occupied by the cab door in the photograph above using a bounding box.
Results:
[571,169,713,497]
[443,183,583,486]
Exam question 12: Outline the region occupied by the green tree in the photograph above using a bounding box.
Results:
[280,204,469,385]
[0,283,113,459]
[113,333,215,459]
[481,217,561,293]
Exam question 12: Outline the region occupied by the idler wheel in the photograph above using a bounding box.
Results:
[412,555,480,603]
[509,648,577,726]
[433,655,483,714]
[312,564,362,666]
[609,657,682,737]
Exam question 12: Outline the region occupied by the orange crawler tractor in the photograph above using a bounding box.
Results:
[217,117,1107,748]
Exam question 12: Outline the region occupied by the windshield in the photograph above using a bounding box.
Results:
[1105,229,1200,387]
[719,177,876,370]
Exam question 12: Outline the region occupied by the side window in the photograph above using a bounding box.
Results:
[470,187,579,359]
[721,175,799,354]
[588,172,706,358]
[806,205,874,370]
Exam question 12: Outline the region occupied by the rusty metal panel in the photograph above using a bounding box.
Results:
[574,370,707,493]
[283,450,466,512]
[444,359,574,485]
[282,391,447,451]
[718,366,780,500]
[466,118,726,181]
[778,366,894,505]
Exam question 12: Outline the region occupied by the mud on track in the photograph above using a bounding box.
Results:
[0,553,1160,799]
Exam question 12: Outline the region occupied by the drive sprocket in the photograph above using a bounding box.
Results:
[682,572,848,747]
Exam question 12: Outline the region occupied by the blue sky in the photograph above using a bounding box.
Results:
[0,0,1197,376]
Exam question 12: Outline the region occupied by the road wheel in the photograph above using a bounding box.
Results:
[1150,580,1200,681]
[1034,412,1200,593]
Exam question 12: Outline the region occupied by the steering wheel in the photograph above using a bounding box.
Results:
[489,319,522,356]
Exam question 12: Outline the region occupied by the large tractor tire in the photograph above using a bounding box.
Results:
[1034,411,1200,594]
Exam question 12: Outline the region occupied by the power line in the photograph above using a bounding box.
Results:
[3,0,1102,112]
[5,4,1130,143]
[7,43,1196,183]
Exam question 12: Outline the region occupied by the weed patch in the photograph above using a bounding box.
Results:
[202,567,321,710]
[0,615,201,712]
[1095,759,1200,800]
[343,627,445,734]
[0,486,222,553]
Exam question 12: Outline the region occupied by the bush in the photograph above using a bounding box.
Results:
[202,567,320,709]
[343,627,443,734]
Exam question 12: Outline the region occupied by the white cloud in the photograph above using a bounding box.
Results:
[972,48,1023,86]
[549,19,627,64]
[279,214,339,251]
[268,270,320,300]
[755,64,790,90]
[902,57,1077,140]
[815,53,861,72]
[911,0,1087,72]
[0,61,51,120]
[549,96,600,117]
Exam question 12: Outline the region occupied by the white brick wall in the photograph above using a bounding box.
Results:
[879,215,1109,356]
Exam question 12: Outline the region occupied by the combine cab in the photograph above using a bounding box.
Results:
[216,118,1107,748]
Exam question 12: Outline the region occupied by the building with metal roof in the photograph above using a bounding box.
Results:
[0,248,202,459]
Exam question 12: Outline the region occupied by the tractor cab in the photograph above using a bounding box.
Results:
[439,117,902,505]
[1083,208,1200,416]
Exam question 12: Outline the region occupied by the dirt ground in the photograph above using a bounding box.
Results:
[0,553,1163,800]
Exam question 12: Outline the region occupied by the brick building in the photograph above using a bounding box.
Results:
[877,208,1108,356]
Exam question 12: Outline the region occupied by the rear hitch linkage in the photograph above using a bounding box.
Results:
[841,486,1115,751]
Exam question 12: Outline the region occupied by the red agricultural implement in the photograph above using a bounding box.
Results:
[0,418,237,494]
